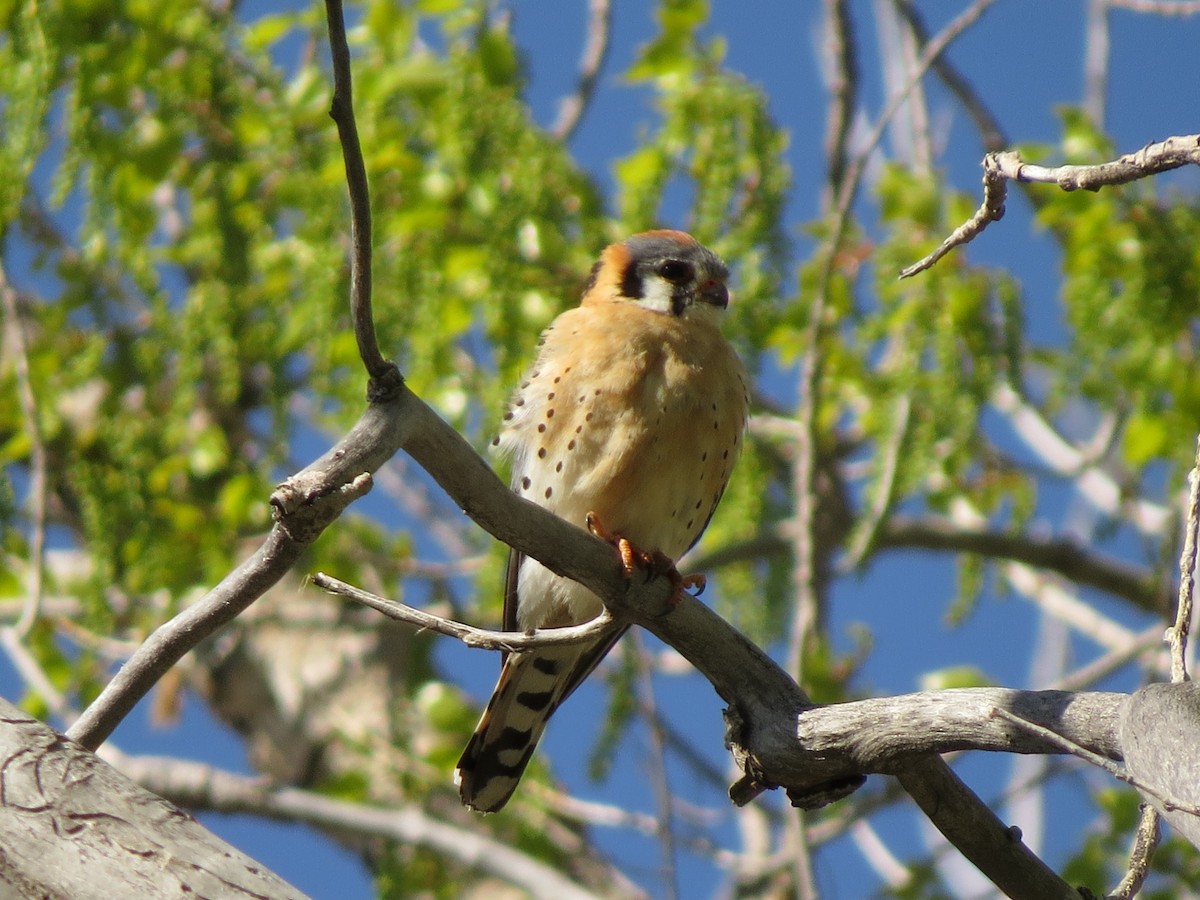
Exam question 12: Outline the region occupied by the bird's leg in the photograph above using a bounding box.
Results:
[585,512,706,604]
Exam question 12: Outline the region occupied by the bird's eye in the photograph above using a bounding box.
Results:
[656,259,693,284]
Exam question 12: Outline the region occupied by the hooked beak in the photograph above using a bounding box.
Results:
[698,279,729,309]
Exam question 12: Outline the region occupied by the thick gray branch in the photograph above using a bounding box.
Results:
[1121,683,1200,849]
[0,698,305,900]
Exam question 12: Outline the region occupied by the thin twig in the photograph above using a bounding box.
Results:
[820,0,858,203]
[992,705,1200,817]
[312,572,615,652]
[1107,805,1160,900]
[1122,433,1200,894]
[1169,433,1200,683]
[890,0,1007,152]
[0,264,46,638]
[902,134,1200,277]
[1083,0,1111,128]
[550,0,612,142]
[323,0,390,383]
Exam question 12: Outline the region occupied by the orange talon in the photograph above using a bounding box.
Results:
[586,511,704,606]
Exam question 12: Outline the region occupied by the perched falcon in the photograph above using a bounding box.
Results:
[456,230,749,812]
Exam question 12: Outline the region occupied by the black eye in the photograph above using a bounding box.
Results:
[656,259,693,283]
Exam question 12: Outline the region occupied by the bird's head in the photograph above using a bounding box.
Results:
[583,230,730,319]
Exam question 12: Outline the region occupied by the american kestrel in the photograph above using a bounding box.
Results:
[456,230,749,813]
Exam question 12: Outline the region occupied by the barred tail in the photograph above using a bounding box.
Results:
[455,645,579,813]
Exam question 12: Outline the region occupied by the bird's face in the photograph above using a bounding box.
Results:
[583,230,730,321]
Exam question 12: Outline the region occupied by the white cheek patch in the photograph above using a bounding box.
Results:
[634,275,677,315]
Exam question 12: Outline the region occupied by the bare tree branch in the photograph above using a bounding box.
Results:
[314,571,616,652]
[0,699,306,899]
[878,514,1165,611]
[890,0,1008,152]
[1084,0,1111,128]
[550,0,612,142]
[323,0,390,383]
[819,0,858,202]
[1169,434,1200,682]
[66,474,372,751]
[1108,806,1161,900]
[0,263,45,639]
[991,382,1172,536]
[1109,0,1200,13]
[998,701,1200,820]
[894,756,1081,899]
[901,134,1200,277]
[104,748,613,900]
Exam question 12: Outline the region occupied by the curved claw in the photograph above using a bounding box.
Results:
[586,511,704,606]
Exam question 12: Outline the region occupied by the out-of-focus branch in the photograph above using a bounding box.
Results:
[1084,0,1111,128]
[0,263,45,638]
[1109,0,1200,14]
[630,632,680,900]
[104,748,610,900]
[67,474,373,750]
[901,135,1200,277]
[877,514,1165,611]
[1169,434,1200,682]
[820,0,858,203]
[890,0,1007,152]
[550,0,612,142]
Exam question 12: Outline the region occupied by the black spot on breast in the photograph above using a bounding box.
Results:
[567,439,576,450]
[555,461,563,473]
[548,391,556,400]
[491,435,501,446]
[521,477,531,490]
[537,423,547,433]
[694,499,703,510]
[686,518,694,530]
[544,487,553,499]
[546,408,555,419]
[701,451,708,462]
[538,447,547,459]
[532,656,560,675]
